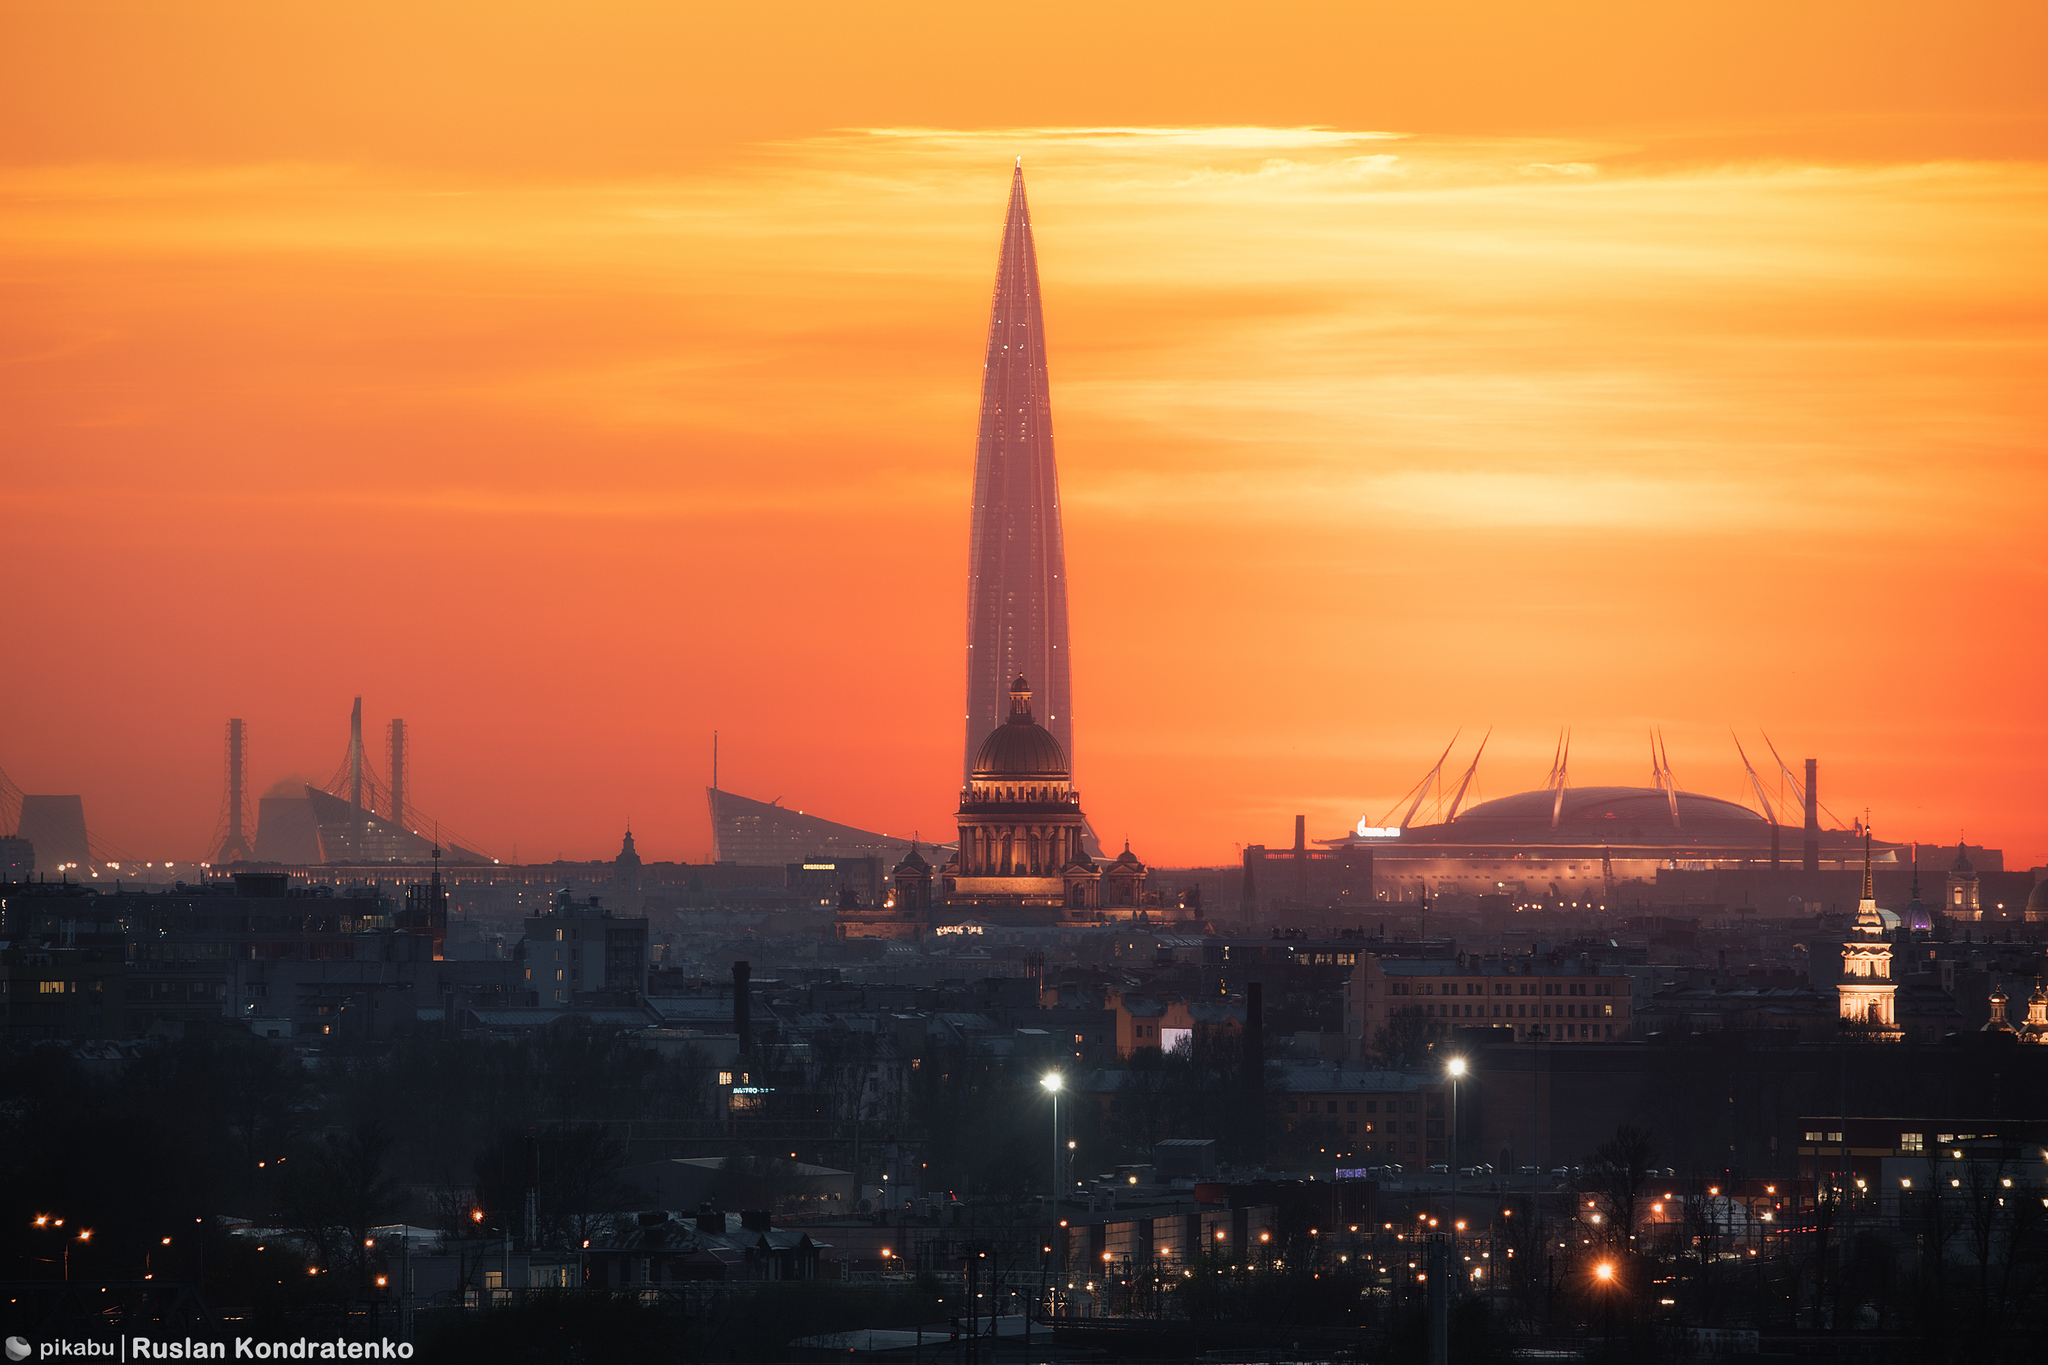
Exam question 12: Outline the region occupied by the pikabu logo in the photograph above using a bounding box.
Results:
[7,1338,31,1362]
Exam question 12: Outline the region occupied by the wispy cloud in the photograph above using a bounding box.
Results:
[5,129,2039,541]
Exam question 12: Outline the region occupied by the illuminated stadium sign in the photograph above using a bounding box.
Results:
[1353,823,1403,839]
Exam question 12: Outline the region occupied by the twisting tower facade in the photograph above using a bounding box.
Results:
[963,163,1075,785]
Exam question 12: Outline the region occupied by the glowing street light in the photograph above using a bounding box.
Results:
[1042,1071,1063,1288]
[1445,1055,1468,1252]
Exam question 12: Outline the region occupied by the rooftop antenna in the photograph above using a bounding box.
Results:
[712,731,719,791]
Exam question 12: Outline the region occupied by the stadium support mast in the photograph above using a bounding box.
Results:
[1442,728,1491,824]
[1397,731,1461,830]
[1546,729,1572,829]
[1731,731,1781,869]
[1650,729,1682,829]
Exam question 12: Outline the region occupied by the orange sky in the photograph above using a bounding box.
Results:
[2,2,2044,870]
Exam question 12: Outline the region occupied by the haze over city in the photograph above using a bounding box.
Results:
[3,3,2043,869]
[11,7,2048,1364]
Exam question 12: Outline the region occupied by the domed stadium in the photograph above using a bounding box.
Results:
[1321,750,1904,903]
[1412,785,1772,848]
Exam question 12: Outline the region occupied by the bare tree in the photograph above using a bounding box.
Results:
[1369,1006,1445,1070]
[280,1120,403,1281]
[1585,1125,1655,1251]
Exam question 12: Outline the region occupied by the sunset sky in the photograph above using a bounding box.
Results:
[2,2,2044,869]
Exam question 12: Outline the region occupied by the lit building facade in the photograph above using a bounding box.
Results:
[1348,952,1634,1050]
[1836,843,1900,1038]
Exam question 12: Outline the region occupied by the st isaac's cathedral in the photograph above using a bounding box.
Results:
[836,678,1188,940]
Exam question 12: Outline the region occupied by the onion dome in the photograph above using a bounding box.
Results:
[2023,983,2048,1039]
[1984,983,2016,1033]
[971,677,1069,779]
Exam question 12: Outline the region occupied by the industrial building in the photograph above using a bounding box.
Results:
[15,794,89,872]
[706,786,933,868]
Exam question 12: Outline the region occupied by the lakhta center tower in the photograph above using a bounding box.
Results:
[963,163,1075,787]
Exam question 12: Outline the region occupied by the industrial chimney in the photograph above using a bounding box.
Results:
[218,719,253,864]
[732,960,752,1053]
[1802,758,1820,874]
[1242,981,1265,1165]
[387,719,407,835]
[1292,815,1308,906]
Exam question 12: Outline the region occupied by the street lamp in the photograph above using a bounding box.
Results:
[1592,1259,1618,1346]
[1041,1072,1062,1319]
[1446,1056,1467,1267]
[1041,1072,1063,1203]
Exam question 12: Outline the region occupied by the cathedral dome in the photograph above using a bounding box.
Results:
[972,677,1070,779]
[2027,879,2048,918]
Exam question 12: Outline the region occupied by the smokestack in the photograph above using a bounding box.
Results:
[1243,982,1264,1088]
[1293,815,1308,907]
[221,719,251,863]
[348,697,366,859]
[1242,982,1264,1164]
[387,719,407,834]
[1802,758,1819,874]
[733,960,752,1052]
[348,698,365,813]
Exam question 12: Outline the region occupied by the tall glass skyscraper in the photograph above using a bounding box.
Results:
[963,163,1075,787]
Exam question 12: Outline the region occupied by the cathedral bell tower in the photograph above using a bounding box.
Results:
[1837,830,1901,1039]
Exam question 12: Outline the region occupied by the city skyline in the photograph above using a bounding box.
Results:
[1,7,2043,869]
